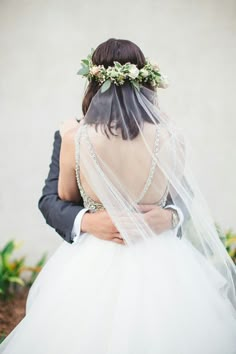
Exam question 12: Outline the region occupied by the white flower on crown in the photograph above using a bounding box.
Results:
[139,68,149,78]
[158,74,169,88]
[150,80,157,87]
[90,65,101,76]
[147,57,160,71]
[128,64,139,79]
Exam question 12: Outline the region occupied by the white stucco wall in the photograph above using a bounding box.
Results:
[0,0,235,264]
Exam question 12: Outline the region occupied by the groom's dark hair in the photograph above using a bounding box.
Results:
[82,38,156,139]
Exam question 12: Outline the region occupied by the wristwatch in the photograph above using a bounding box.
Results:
[170,209,180,229]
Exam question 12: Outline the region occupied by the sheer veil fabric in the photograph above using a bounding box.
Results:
[1,82,236,354]
[77,82,236,312]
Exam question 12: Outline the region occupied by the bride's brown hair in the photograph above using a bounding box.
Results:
[82,38,157,139]
[82,38,154,115]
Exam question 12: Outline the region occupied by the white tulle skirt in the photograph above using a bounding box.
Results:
[0,230,236,354]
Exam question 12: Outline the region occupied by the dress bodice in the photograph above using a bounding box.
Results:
[75,124,168,213]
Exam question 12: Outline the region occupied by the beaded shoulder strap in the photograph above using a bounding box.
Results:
[74,125,105,212]
[74,126,86,196]
[136,125,161,203]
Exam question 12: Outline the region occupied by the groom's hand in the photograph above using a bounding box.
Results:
[80,206,172,245]
[81,211,125,245]
[138,204,172,234]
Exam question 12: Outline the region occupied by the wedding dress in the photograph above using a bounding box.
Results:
[1,84,236,354]
[0,123,236,354]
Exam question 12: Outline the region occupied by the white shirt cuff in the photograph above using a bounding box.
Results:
[164,204,184,230]
[71,208,89,243]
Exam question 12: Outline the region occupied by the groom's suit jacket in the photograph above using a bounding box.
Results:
[38,130,184,243]
[38,131,84,243]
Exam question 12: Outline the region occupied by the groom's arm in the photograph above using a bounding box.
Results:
[38,127,121,245]
[38,130,85,243]
[165,178,193,239]
[164,194,184,239]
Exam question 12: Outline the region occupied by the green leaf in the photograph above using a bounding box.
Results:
[77,67,89,76]
[0,335,6,344]
[225,237,236,247]
[8,276,24,286]
[101,79,112,93]
[110,71,118,78]
[36,252,47,267]
[0,256,3,276]
[81,59,89,66]
[15,256,26,269]
[113,61,122,68]
[1,240,15,257]
[89,47,95,57]
[131,81,140,91]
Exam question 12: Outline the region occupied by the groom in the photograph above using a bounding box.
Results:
[38,119,183,245]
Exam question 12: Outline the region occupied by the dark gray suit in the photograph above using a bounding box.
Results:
[38,131,84,243]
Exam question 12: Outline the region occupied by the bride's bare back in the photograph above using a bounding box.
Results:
[59,119,169,209]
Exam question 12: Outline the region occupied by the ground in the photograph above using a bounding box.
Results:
[0,287,29,342]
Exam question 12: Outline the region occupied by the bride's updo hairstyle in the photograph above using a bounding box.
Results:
[82,38,157,139]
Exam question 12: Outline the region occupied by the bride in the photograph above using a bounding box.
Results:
[0,38,236,354]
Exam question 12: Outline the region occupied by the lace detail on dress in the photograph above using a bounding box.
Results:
[75,124,168,212]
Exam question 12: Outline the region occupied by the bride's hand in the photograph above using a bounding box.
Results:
[81,211,125,245]
[138,205,172,234]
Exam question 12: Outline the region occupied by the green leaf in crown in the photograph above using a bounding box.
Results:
[101,79,112,93]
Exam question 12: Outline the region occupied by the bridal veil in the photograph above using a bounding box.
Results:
[75,82,236,312]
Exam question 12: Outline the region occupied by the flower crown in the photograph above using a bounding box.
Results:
[77,48,169,93]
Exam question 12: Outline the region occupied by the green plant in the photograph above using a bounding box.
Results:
[26,253,47,287]
[0,240,47,300]
[223,230,236,264]
[216,225,236,264]
[0,333,6,344]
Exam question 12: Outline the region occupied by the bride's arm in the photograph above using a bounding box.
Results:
[58,127,81,203]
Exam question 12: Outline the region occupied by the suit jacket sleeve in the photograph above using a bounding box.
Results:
[38,130,84,243]
[165,179,193,239]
